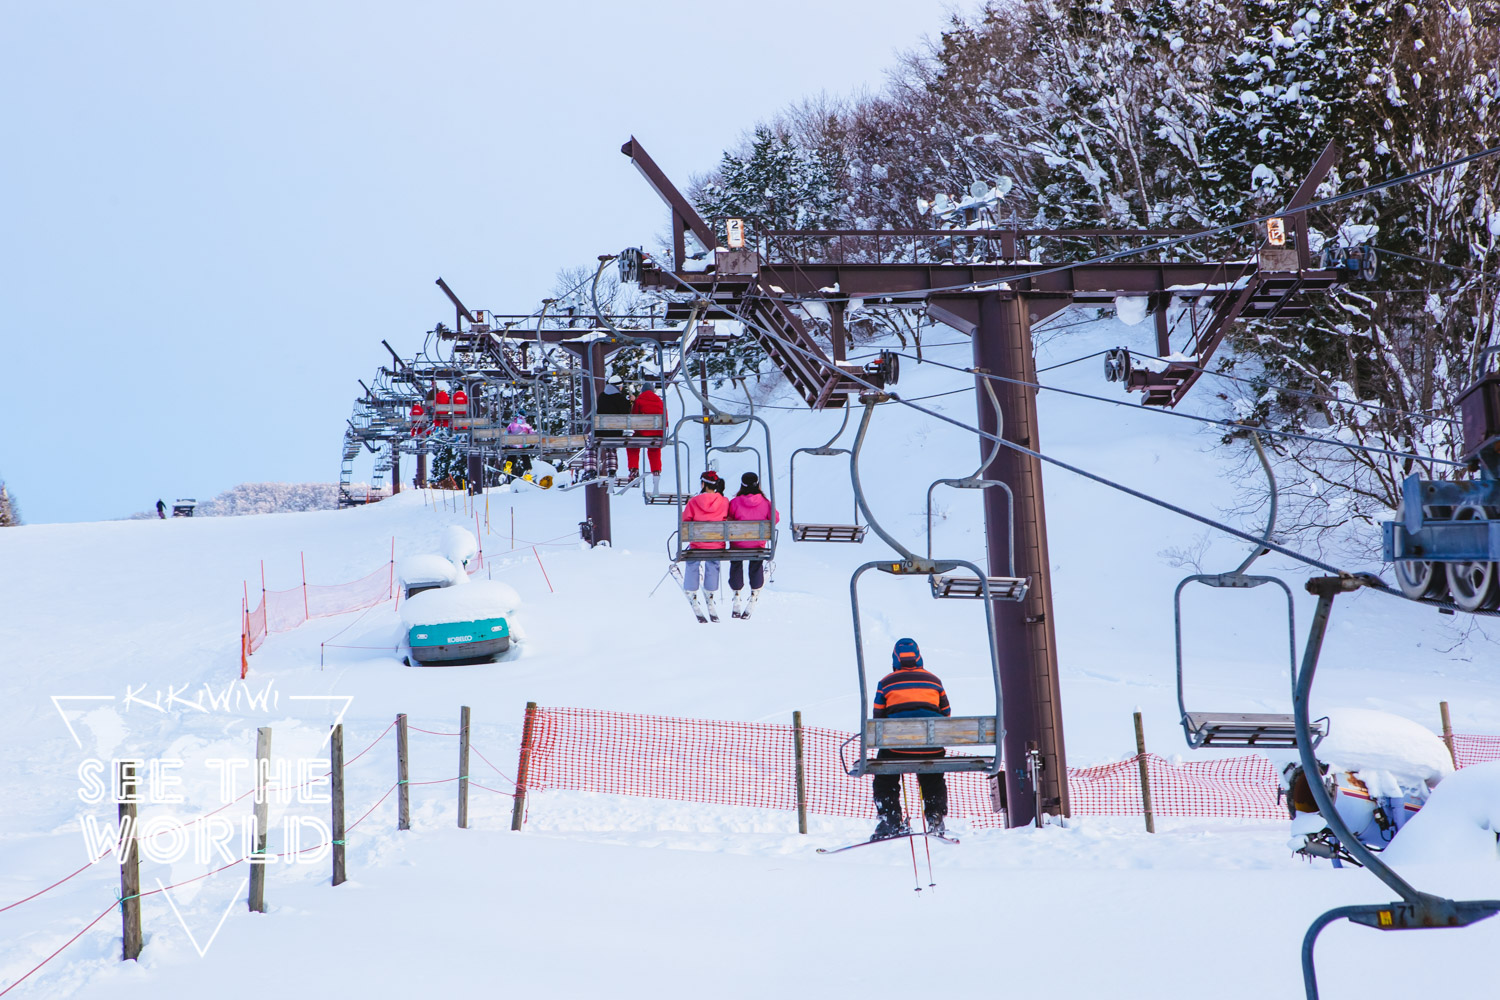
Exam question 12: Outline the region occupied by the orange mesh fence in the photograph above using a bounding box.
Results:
[243,554,400,658]
[1452,733,1500,769]
[522,706,1298,823]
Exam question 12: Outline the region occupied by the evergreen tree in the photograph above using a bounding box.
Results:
[0,479,18,527]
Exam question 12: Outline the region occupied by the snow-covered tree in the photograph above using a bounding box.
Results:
[0,479,20,526]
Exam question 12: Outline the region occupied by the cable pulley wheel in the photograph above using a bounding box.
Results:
[1446,502,1500,611]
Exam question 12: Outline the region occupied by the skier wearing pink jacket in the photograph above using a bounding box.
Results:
[727,472,778,619]
[680,470,729,621]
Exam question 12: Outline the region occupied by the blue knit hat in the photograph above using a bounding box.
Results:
[892,637,922,669]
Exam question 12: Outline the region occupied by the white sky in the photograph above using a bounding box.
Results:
[0,1,981,523]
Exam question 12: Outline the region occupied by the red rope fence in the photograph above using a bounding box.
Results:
[518,707,1500,828]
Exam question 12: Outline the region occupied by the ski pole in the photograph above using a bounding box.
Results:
[647,564,676,598]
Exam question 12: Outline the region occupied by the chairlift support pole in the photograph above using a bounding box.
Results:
[972,292,1069,824]
[585,339,612,546]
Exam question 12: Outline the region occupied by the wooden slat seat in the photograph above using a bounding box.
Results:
[929,574,1028,601]
[858,716,999,774]
[866,716,996,747]
[470,432,589,451]
[593,413,667,433]
[793,523,867,543]
[1182,712,1324,748]
[679,519,773,559]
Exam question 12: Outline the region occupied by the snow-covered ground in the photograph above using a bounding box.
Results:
[3,317,1499,998]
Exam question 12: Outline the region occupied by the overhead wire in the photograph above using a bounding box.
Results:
[655,266,1500,618]
[885,349,1464,467]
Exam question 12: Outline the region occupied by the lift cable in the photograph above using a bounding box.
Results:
[1124,349,1460,425]
[885,350,1466,468]
[658,266,1500,619]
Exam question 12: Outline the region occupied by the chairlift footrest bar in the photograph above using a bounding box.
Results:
[861,757,998,775]
[792,523,868,543]
[1182,712,1325,748]
[929,574,1029,601]
[645,493,694,506]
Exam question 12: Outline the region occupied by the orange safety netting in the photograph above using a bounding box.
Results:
[522,707,1285,824]
[245,559,401,655]
[1452,733,1500,769]
[520,707,1500,824]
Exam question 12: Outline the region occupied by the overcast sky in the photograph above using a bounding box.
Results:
[1,1,979,523]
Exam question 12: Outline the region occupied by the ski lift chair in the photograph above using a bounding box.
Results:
[839,392,1013,780]
[667,412,778,563]
[845,559,1004,778]
[1175,431,1327,749]
[789,402,868,543]
[925,381,1029,600]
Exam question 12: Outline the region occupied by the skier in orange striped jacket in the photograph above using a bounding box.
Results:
[871,637,950,839]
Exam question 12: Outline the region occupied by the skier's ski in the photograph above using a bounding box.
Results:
[739,591,760,620]
[613,474,640,496]
[704,594,721,623]
[669,564,710,623]
[816,832,959,855]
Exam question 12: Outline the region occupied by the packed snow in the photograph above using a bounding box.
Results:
[3,318,1500,999]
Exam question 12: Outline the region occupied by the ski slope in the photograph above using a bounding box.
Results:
[3,317,1499,998]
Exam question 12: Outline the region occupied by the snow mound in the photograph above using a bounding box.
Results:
[1318,708,1453,788]
[398,553,465,588]
[1384,762,1500,865]
[1113,295,1148,327]
[441,525,480,568]
[400,580,521,628]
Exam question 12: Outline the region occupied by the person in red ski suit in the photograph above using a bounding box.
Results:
[626,384,666,490]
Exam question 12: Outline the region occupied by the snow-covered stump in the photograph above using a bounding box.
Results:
[331,724,346,887]
[117,759,142,961]
[249,726,270,913]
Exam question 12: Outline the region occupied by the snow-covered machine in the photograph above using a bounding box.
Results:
[1280,708,1452,865]
[397,553,464,601]
[400,580,520,666]
[171,498,197,517]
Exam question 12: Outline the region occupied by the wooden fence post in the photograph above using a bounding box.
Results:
[511,701,538,831]
[458,706,471,829]
[397,713,410,830]
[1133,711,1156,834]
[792,711,808,835]
[1440,700,1457,768]
[248,727,270,912]
[330,724,346,886]
[118,760,142,961]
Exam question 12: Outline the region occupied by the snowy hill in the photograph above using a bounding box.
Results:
[3,317,1499,998]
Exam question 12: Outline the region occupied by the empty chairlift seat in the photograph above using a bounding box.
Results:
[788,405,868,543]
[928,572,1028,601]
[1182,711,1326,749]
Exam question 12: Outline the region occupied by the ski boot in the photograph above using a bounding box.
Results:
[731,591,746,618]
[925,814,946,838]
[741,588,762,620]
[703,592,721,622]
[871,818,911,842]
[650,473,661,494]
[686,590,709,624]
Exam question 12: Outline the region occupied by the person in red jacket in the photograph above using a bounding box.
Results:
[680,470,728,621]
[626,383,667,491]
[727,472,778,618]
